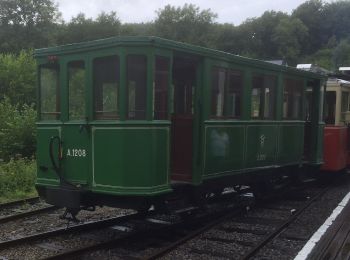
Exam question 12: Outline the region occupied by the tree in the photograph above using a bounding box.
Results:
[153,4,217,47]
[292,0,325,54]
[0,50,36,105]
[57,12,121,44]
[333,39,350,69]
[272,17,309,65]
[0,0,60,52]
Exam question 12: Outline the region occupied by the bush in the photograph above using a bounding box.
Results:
[0,50,36,106]
[0,159,37,199]
[0,98,36,161]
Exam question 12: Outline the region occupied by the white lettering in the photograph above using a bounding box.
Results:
[256,153,266,161]
[66,148,87,158]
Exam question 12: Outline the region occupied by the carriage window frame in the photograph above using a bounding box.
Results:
[154,56,170,120]
[93,55,120,120]
[39,63,60,120]
[251,74,276,120]
[211,67,243,119]
[126,54,147,120]
[283,78,303,120]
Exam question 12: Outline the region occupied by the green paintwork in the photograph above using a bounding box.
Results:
[36,126,60,185]
[35,36,326,201]
[92,125,170,195]
[203,121,304,179]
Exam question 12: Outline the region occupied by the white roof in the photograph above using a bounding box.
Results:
[339,67,350,71]
[297,64,312,69]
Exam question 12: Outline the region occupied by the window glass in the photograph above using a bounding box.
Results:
[251,76,263,118]
[341,91,349,113]
[40,65,60,120]
[68,61,85,120]
[211,68,226,117]
[263,76,276,119]
[324,91,336,124]
[154,56,170,120]
[251,75,276,119]
[225,70,242,117]
[127,55,147,119]
[93,56,119,119]
[283,79,303,119]
[293,83,302,118]
[305,90,313,121]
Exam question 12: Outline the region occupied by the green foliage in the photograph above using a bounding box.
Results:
[57,12,121,44]
[0,159,37,200]
[0,0,60,52]
[272,17,309,65]
[333,39,350,69]
[154,4,217,47]
[305,48,333,70]
[0,50,36,105]
[0,98,36,161]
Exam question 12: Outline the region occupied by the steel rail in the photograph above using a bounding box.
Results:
[0,197,40,209]
[0,212,143,250]
[142,208,244,260]
[41,204,245,260]
[240,187,330,260]
[0,205,58,225]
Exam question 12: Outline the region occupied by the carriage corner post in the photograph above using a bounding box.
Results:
[34,36,326,214]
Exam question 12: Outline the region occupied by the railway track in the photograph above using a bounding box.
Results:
[0,197,57,224]
[0,197,40,209]
[0,179,344,259]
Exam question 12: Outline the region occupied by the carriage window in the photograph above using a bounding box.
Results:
[211,68,226,117]
[341,92,349,113]
[68,61,85,120]
[225,70,242,117]
[154,56,169,120]
[251,78,262,118]
[127,55,147,119]
[93,56,119,119]
[324,91,335,124]
[263,76,276,119]
[40,65,60,120]
[251,75,276,119]
[283,79,303,119]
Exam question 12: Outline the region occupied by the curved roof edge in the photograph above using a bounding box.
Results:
[34,36,325,79]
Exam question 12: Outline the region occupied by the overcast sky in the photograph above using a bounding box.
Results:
[55,0,334,25]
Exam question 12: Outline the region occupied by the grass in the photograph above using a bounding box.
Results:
[0,159,37,203]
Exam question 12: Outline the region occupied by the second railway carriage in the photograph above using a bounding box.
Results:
[35,37,325,215]
[322,77,350,171]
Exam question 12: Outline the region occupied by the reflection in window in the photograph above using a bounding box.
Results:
[211,68,242,118]
[283,79,303,119]
[154,56,169,120]
[225,71,242,117]
[324,91,336,124]
[251,75,276,119]
[341,92,349,113]
[93,56,119,119]
[40,65,60,120]
[211,68,226,117]
[127,55,147,119]
[251,87,262,118]
[68,61,85,120]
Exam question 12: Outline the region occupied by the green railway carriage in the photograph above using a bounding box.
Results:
[35,36,325,213]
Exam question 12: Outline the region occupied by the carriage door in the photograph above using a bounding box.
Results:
[170,56,197,182]
[61,60,90,184]
[304,79,323,162]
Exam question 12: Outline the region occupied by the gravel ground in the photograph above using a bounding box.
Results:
[161,175,350,260]
[0,200,49,219]
[0,206,134,259]
[2,174,350,260]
